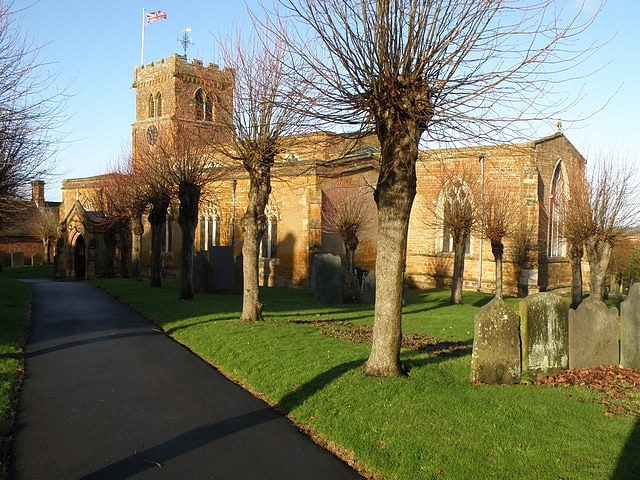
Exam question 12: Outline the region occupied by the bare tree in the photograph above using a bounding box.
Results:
[142,119,230,299]
[131,143,173,287]
[0,1,67,234]
[28,207,58,264]
[479,174,524,299]
[559,163,591,308]
[273,0,603,376]
[215,24,309,322]
[322,184,375,273]
[582,154,638,302]
[430,160,479,304]
[322,183,375,302]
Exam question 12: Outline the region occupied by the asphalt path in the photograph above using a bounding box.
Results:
[10,280,364,480]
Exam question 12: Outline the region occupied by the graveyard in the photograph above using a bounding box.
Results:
[88,278,640,479]
[1,266,639,478]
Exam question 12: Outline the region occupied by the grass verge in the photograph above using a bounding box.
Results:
[0,265,52,478]
[92,278,640,480]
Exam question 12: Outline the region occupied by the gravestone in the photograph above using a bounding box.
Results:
[519,293,569,380]
[11,252,24,267]
[193,252,215,294]
[470,297,521,384]
[568,300,619,369]
[362,270,376,305]
[621,283,640,369]
[209,246,236,294]
[312,253,342,304]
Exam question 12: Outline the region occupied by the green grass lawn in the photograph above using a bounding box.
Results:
[0,265,53,478]
[91,279,640,480]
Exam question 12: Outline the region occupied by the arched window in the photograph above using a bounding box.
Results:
[155,93,162,117]
[549,161,567,257]
[438,180,472,254]
[195,89,205,120]
[148,93,155,118]
[194,88,213,121]
[198,203,220,251]
[260,203,279,259]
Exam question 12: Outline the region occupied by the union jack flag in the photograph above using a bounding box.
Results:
[146,10,167,24]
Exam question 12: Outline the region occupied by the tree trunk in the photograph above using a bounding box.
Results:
[240,168,271,322]
[363,115,420,378]
[131,212,144,281]
[569,242,584,309]
[491,238,504,299]
[148,195,169,288]
[450,231,468,304]
[177,182,201,300]
[586,237,611,302]
[43,239,50,264]
[119,219,131,278]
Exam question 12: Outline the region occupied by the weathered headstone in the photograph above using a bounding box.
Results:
[568,300,619,369]
[519,293,569,380]
[11,252,24,267]
[209,246,236,294]
[361,270,376,305]
[312,253,342,304]
[193,252,215,294]
[470,297,521,384]
[621,283,640,369]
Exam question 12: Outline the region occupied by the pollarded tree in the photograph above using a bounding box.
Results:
[323,183,376,302]
[274,0,603,376]
[479,172,525,299]
[143,123,225,299]
[28,207,58,264]
[0,1,67,235]
[430,160,479,304]
[214,23,310,322]
[322,184,375,273]
[559,163,591,308]
[582,154,638,302]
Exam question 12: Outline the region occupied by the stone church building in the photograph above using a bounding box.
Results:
[55,54,585,296]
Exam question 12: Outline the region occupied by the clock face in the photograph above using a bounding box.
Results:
[146,125,158,145]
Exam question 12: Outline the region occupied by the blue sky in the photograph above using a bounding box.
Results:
[17,1,639,201]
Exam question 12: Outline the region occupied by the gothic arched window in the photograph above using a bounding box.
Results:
[260,203,279,259]
[438,180,472,254]
[148,93,155,118]
[155,93,162,117]
[194,88,213,121]
[549,161,567,257]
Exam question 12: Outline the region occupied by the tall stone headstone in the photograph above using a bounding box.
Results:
[470,297,521,384]
[568,300,619,369]
[209,246,236,294]
[519,293,569,380]
[361,270,376,305]
[621,283,640,369]
[312,253,342,304]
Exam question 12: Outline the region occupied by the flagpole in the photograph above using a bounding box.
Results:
[141,8,146,65]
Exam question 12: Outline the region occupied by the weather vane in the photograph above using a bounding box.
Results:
[178,28,195,58]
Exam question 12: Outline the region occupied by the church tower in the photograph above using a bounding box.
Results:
[131,54,234,155]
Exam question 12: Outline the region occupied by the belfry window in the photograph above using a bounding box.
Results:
[194,88,213,121]
[155,93,162,117]
[148,94,155,118]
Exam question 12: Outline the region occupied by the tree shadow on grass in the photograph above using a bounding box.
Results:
[611,418,640,480]
[276,341,472,416]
